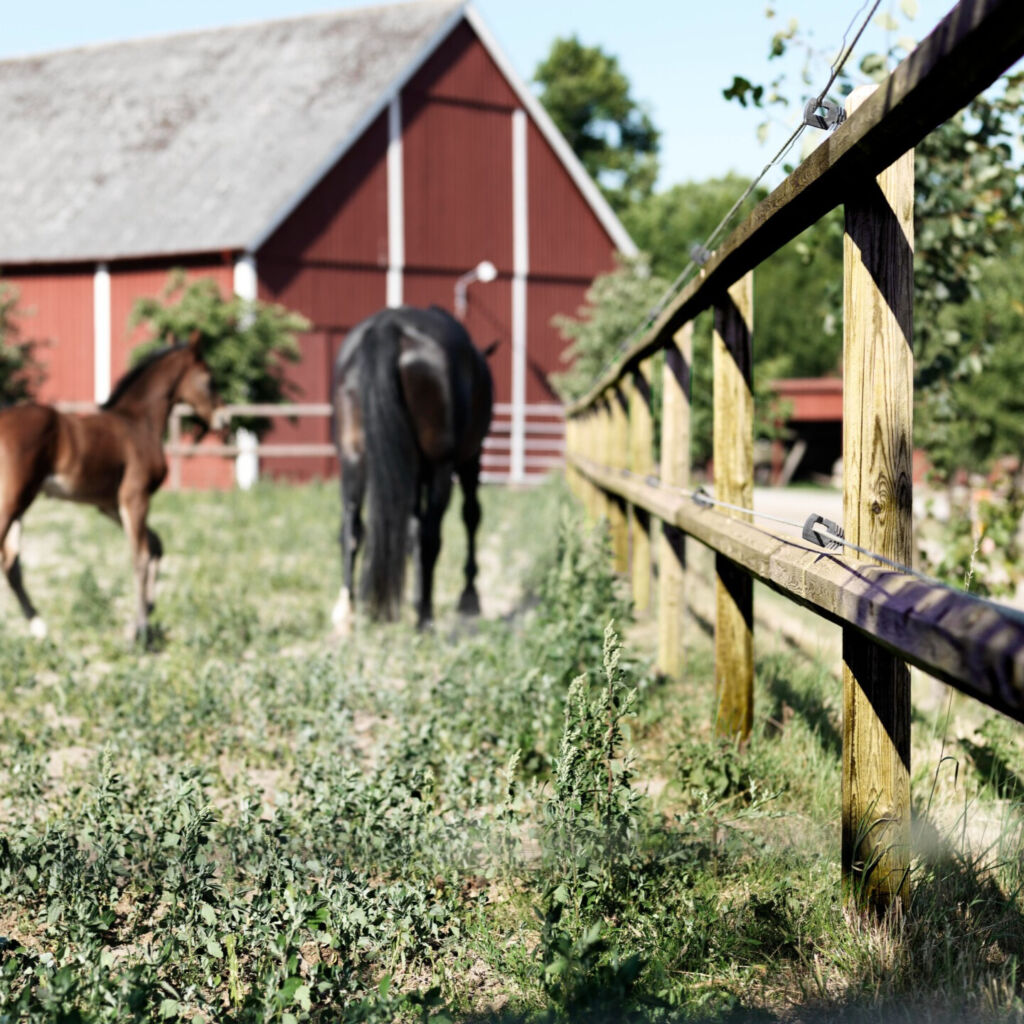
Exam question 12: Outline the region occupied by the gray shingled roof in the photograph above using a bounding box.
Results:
[0,0,464,264]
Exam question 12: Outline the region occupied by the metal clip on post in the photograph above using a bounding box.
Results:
[802,96,846,131]
[693,486,714,509]
[689,243,712,266]
[802,513,844,550]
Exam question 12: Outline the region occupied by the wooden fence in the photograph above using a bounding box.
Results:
[563,0,1024,912]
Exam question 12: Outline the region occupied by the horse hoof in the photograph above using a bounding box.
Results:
[28,617,48,640]
[457,588,481,616]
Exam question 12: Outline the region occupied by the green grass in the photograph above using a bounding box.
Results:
[0,478,1021,1022]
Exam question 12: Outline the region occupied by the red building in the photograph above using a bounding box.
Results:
[0,0,633,485]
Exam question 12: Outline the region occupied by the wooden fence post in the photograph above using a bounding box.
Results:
[629,359,654,612]
[566,416,582,504]
[607,385,630,573]
[713,274,754,741]
[595,398,611,527]
[657,325,692,679]
[842,84,914,912]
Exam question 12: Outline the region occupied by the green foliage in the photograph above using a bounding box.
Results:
[548,254,668,402]
[723,8,1024,481]
[0,280,45,405]
[129,270,308,435]
[919,484,1024,598]
[533,36,659,214]
[0,480,1021,1020]
[553,174,840,463]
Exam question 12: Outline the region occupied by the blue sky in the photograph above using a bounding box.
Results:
[0,0,968,187]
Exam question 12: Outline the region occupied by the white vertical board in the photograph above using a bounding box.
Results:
[93,263,111,404]
[510,109,529,483]
[387,95,405,309]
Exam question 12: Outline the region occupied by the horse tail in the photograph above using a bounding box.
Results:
[359,311,418,621]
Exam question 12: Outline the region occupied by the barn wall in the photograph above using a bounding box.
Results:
[401,23,618,479]
[253,16,625,483]
[257,111,391,480]
[526,120,618,283]
[4,267,95,402]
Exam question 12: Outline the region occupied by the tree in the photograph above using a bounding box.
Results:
[129,271,308,436]
[534,36,660,214]
[0,280,45,405]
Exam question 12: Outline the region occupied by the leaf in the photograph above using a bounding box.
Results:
[293,984,311,1011]
[900,0,918,18]
[874,12,900,31]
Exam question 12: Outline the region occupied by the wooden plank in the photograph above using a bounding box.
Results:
[607,386,630,573]
[596,399,612,526]
[841,84,914,912]
[713,274,754,741]
[629,359,654,612]
[658,325,692,679]
[566,0,1024,415]
[568,452,1024,723]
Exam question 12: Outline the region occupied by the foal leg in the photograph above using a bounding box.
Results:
[415,466,453,630]
[115,494,153,644]
[0,515,47,638]
[456,462,483,616]
[144,526,163,614]
[332,456,365,635]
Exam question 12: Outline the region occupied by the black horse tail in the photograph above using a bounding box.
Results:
[359,312,418,621]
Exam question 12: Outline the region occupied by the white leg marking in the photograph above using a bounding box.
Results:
[5,520,21,557]
[331,586,353,635]
[29,616,48,640]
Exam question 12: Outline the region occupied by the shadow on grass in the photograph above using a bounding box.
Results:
[758,654,841,760]
[958,735,1024,804]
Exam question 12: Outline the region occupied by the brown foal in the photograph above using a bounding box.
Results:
[0,335,221,642]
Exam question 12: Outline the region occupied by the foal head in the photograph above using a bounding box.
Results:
[175,334,222,433]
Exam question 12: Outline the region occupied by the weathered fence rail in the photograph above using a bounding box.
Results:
[564,0,1024,912]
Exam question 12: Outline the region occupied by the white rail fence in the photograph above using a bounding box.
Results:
[56,400,566,488]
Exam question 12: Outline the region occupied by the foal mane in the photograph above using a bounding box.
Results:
[100,343,188,411]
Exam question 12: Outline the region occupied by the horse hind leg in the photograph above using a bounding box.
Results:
[0,517,47,639]
[456,462,483,617]
[332,455,366,636]
[415,466,453,630]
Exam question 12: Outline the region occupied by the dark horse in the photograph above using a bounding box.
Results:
[0,335,221,642]
[330,305,494,632]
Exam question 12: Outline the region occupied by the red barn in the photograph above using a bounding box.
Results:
[0,0,633,485]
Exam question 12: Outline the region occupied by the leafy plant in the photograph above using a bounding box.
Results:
[0,280,45,405]
[128,270,309,435]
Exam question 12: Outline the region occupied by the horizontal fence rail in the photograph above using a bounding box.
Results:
[563,0,1024,914]
[56,399,566,487]
[572,456,1024,721]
